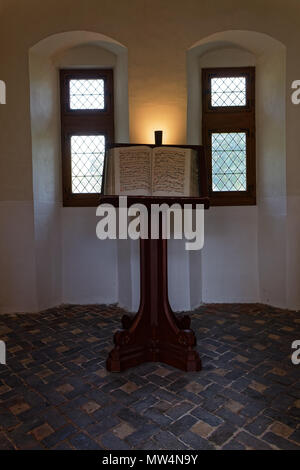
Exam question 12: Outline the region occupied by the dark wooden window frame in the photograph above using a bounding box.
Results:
[202,67,256,206]
[60,69,114,206]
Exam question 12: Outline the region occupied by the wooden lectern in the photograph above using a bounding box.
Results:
[99,144,209,372]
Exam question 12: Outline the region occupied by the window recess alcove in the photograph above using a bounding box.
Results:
[187,31,287,308]
[29,31,130,311]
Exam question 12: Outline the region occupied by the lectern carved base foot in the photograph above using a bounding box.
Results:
[106,312,201,373]
[121,314,135,329]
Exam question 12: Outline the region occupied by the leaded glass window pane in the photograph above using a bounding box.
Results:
[71,135,105,193]
[211,77,246,107]
[70,79,104,110]
[212,132,247,192]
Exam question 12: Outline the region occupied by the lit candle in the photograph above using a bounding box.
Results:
[154,130,163,146]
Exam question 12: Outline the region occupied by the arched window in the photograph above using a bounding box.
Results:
[202,66,256,205]
[60,68,115,206]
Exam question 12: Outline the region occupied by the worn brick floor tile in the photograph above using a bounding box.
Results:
[153,367,172,377]
[126,423,160,447]
[81,400,101,414]
[271,394,295,411]
[200,383,225,399]
[110,389,139,405]
[166,402,194,420]
[31,423,54,441]
[220,388,249,405]
[171,378,192,392]
[118,408,148,428]
[213,368,228,377]
[208,423,237,446]
[143,407,172,427]
[52,441,73,450]
[223,335,237,342]
[222,439,246,450]
[287,407,300,420]
[9,402,30,415]
[94,369,109,378]
[152,387,179,403]
[141,439,163,450]
[69,432,102,450]
[0,385,11,395]
[177,389,203,404]
[92,403,123,421]
[263,408,299,428]
[0,432,15,450]
[253,343,267,351]
[0,410,20,428]
[40,407,67,430]
[191,420,214,438]
[120,382,139,394]
[249,381,268,393]
[240,401,265,418]
[202,396,225,413]
[169,415,198,436]
[216,407,247,427]
[236,431,273,450]
[180,431,216,450]
[271,367,287,377]
[191,406,224,427]
[153,430,189,450]
[42,424,77,448]
[147,374,172,387]
[133,396,158,413]
[86,416,120,438]
[245,414,273,436]
[261,432,299,450]
[289,429,300,444]
[9,431,44,450]
[56,383,74,394]
[113,422,135,439]
[225,399,244,414]
[100,431,131,450]
[185,382,204,394]
[61,408,96,427]
[269,422,294,438]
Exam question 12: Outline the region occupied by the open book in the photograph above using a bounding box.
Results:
[103,146,200,196]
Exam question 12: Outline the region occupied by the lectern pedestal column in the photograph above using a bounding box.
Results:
[106,235,201,372]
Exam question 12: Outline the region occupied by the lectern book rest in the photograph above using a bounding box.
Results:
[99,144,209,372]
[103,145,199,197]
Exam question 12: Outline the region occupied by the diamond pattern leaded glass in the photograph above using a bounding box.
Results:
[70,79,104,109]
[212,132,247,192]
[211,76,246,107]
[71,135,105,193]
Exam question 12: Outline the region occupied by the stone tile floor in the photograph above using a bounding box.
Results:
[0,303,299,450]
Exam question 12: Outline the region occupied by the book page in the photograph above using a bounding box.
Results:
[113,146,152,196]
[152,147,192,196]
